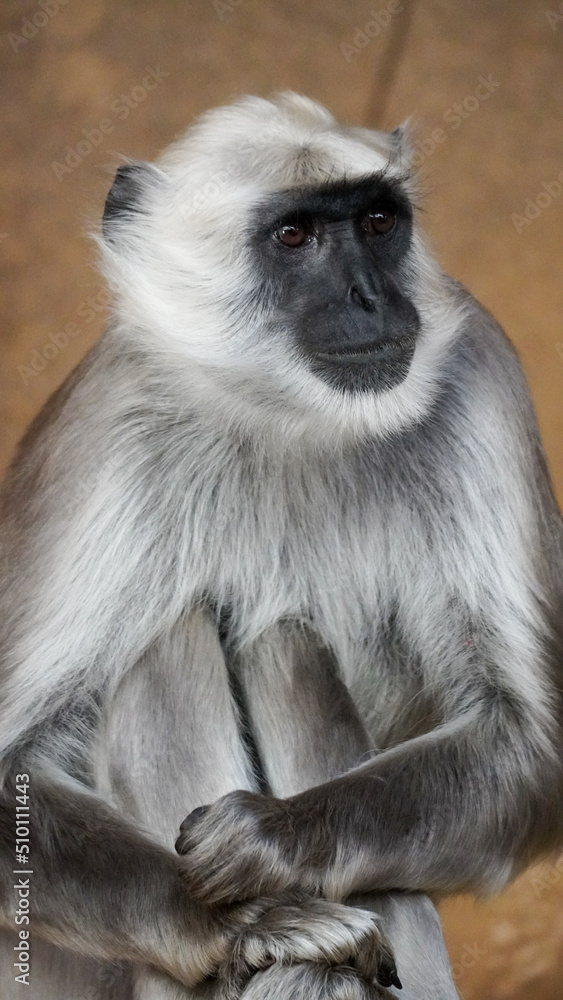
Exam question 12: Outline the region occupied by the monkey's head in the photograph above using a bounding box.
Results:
[100,93,464,443]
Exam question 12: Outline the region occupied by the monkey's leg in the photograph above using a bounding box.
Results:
[98,610,393,1000]
[95,605,256,1000]
[231,622,458,1000]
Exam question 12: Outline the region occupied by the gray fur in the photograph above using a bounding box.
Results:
[0,92,561,997]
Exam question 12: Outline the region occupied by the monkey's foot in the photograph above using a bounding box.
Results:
[238,961,394,1000]
[216,897,400,996]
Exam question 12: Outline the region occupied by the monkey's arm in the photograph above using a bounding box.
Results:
[0,771,392,991]
[177,673,560,904]
[0,774,231,985]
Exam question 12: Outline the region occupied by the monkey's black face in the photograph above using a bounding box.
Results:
[251,175,420,393]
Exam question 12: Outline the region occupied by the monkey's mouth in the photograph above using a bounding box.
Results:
[316,336,416,363]
[309,335,417,393]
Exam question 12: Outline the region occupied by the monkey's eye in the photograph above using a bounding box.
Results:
[362,206,397,236]
[274,221,311,248]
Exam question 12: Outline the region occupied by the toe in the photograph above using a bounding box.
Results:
[376,956,402,990]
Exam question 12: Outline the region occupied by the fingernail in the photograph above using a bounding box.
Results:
[378,965,402,990]
[180,804,210,830]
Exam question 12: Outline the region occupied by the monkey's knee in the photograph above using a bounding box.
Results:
[349,894,459,1000]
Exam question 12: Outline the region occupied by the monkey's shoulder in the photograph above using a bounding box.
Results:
[442,279,530,396]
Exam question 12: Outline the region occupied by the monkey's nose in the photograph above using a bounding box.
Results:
[348,267,382,312]
[349,284,377,312]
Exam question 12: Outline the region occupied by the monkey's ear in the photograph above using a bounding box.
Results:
[388,120,412,170]
[102,163,165,243]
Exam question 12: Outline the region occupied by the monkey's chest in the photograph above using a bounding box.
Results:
[218,512,431,743]
[210,495,386,638]
[195,478,447,743]
[210,491,405,640]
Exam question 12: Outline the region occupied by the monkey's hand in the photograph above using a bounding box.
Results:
[177,793,401,992]
[203,894,400,996]
[176,790,307,903]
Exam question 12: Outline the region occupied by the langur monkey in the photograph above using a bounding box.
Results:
[0,92,561,999]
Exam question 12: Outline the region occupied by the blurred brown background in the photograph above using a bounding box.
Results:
[1,1,562,997]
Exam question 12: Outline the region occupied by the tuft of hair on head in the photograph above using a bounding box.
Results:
[269,90,337,128]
